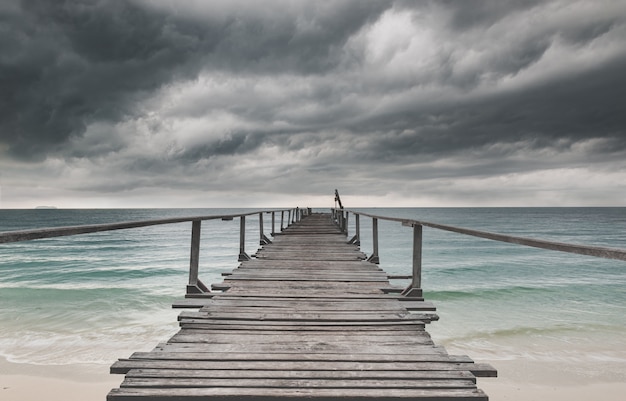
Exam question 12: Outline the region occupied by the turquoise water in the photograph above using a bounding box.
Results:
[1,208,625,378]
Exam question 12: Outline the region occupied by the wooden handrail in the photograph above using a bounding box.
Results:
[0,209,292,244]
[338,209,626,261]
[333,208,626,299]
[0,208,303,295]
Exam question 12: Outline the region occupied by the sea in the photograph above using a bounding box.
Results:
[1,207,625,382]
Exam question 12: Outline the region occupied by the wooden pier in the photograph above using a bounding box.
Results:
[108,213,496,400]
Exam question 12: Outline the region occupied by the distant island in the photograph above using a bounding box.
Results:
[35,206,58,209]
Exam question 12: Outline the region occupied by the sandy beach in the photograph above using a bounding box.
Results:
[479,358,626,401]
[0,359,120,401]
[3,357,625,400]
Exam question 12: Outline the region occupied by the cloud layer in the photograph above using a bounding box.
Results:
[1,0,625,207]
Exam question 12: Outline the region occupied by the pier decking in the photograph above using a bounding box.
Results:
[108,213,496,400]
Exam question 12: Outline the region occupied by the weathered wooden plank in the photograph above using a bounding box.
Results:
[163,339,436,352]
[237,260,383,269]
[172,298,212,309]
[208,298,432,308]
[177,322,423,331]
[218,287,402,295]
[221,280,391,287]
[204,298,416,309]
[108,387,488,400]
[151,344,447,354]
[167,335,434,346]
[227,270,388,277]
[177,321,426,331]
[253,250,365,257]
[177,319,426,327]
[129,352,473,363]
[196,304,416,314]
[121,377,478,389]
[111,360,488,375]
[177,310,436,322]
[215,293,421,300]
[229,269,386,275]
[125,368,476,382]
[253,254,366,261]
[189,307,427,316]
[168,330,432,341]
[255,246,363,252]
[223,276,389,282]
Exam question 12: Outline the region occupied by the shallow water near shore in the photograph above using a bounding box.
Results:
[1,207,625,388]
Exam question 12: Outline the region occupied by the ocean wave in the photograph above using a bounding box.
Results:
[0,321,179,366]
[436,324,626,365]
[424,285,554,301]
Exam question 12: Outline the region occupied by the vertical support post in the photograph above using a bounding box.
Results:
[287,210,292,226]
[259,212,272,245]
[271,211,276,236]
[187,220,209,294]
[259,212,264,244]
[367,217,380,264]
[238,216,251,261]
[344,212,349,236]
[355,213,360,244]
[402,224,423,298]
[280,211,285,231]
[348,213,360,245]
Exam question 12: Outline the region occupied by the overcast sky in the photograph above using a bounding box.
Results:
[1,0,625,208]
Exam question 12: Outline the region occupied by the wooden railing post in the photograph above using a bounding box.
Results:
[287,210,292,227]
[238,216,251,261]
[344,212,349,236]
[187,220,209,294]
[281,211,285,231]
[348,213,360,245]
[402,224,423,298]
[367,217,380,264]
[259,212,272,245]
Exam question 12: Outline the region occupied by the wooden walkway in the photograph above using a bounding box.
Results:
[108,213,496,400]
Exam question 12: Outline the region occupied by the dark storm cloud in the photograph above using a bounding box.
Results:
[0,0,389,160]
[328,1,626,168]
[1,0,213,159]
[358,51,626,161]
[1,0,625,207]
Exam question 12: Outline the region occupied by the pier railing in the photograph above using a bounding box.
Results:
[0,207,309,295]
[332,208,626,298]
